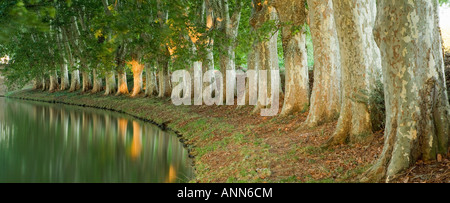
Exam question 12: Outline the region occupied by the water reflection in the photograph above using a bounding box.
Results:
[0,98,193,183]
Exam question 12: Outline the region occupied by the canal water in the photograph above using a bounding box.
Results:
[0,97,193,183]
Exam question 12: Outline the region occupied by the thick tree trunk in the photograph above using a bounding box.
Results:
[252,4,280,113]
[60,63,70,91]
[327,0,381,145]
[363,0,450,182]
[280,30,309,116]
[303,0,341,127]
[49,70,59,92]
[116,70,129,96]
[131,59,144,97]
[42,77,50,91]
[81,71,92,93]
[157,59,171,98]
[144,64,158,97]
[273,0,309,116]
[114,41,128,96]
[104,71,117,95]
[69,70,81,92]
[33,76,43,90]
[91,69,103,93]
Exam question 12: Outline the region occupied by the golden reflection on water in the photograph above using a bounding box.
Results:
[0,98,193,183]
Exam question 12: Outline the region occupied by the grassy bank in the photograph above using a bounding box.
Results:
[9,89,447,183]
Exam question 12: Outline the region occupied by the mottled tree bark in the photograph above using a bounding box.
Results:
[280,30,309,116]
[327,0,382,145]
[364,0,450,182]
[60,63,70,91]
[61,28,74,91]
[303,0,341,127]
[56,27,69,91]
[42,77,50,91]
[104,71,117,95]
[69,70,81,92]
[48,70,59,92]
[81,70,92,93]
[144,64,158,97]
[274,0,309,116]
[91,69,103,93]
[201,0,215,92]
[33,76,43,90]
[251,1,280,113]
[157,59,171,98]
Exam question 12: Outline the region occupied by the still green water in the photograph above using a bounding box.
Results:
[0,97,193,183]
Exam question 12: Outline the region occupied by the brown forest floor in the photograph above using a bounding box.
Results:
[6,53,450,183]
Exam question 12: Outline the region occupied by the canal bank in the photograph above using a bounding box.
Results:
[8,89,449,183]
[0,97,193,183]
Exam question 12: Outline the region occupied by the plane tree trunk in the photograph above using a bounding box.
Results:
[250,0,280,113]
[130,58,144,97]
[91,69,103,93]
[49,70,59,92]
[81,70,92,93]
[145,64,158,97]
[363,0,450,182]
[157,57,171,98]
[303,0,341,127]
[104,71,117,95]
[327,0,382,145]
[69,70,81,92]
[274,0,309,116]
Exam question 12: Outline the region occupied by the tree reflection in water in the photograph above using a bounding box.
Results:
[0,98,193,183]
